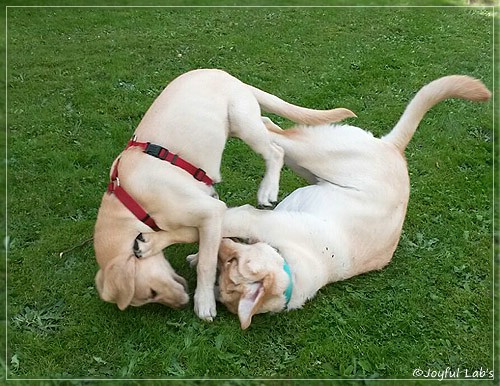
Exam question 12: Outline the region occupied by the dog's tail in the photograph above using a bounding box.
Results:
[247,85,356,125]
[382,75,491,152]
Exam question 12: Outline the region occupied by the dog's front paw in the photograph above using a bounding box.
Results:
[186,253,199,268]
[194,290,217,322]
[133,233,158,258]
[133,233,146,258]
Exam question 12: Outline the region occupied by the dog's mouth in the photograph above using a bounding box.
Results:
[157,274,190,308]
[169,298,189,309]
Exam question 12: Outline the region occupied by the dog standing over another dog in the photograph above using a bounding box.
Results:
[214,75,491,329]
[93,69,355,321]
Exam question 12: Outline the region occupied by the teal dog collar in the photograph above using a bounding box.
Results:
[283,259,293,308]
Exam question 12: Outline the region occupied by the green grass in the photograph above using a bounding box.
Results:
[5,4,495,383]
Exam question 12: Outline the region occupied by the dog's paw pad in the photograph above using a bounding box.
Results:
[257,202,277,210]
[133,234,144,258]
[133,233,153,258]
[257,186,279,208]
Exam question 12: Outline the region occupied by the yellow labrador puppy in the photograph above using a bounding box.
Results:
[216,75,490,329]
[94,69,355,321]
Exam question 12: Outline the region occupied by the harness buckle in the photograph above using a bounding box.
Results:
[144,143,169,160]
[193,168,207,182]
[107,177,120,193]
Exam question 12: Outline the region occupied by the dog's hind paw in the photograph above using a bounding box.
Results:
[257,202,277,210]
[257,186,279,208]
[257,143,284,206]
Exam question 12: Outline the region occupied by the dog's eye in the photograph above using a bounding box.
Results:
[150,289,158,298]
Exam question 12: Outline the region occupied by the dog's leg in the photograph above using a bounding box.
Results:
[222,204,303,243]
[129,176,225,320]
[193,199,226,321]
[133,228,199,258]
[222,204,263,239]
[257,141,284,206]
[231,112,285,206]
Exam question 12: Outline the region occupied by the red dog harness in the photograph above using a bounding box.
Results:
[107,137,214,231]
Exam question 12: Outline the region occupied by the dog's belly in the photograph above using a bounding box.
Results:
[275,182,407,276]
[275,183,363,219]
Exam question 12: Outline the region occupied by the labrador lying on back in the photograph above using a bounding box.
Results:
[94,69,354,320]
[215,75,490,329]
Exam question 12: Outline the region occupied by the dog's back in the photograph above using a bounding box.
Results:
[269,75,491,276]
[132,69,238,182]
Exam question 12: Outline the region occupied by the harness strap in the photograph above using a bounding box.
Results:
[107,158,161,232]
[126,139,214,186]
[106,137,215,232]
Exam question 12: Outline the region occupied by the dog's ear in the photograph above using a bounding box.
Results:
[218,238,239,265]
[237,273,274,329]
[95,256,135,310]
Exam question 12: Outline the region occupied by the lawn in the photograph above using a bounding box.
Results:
[4,3,495,384]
